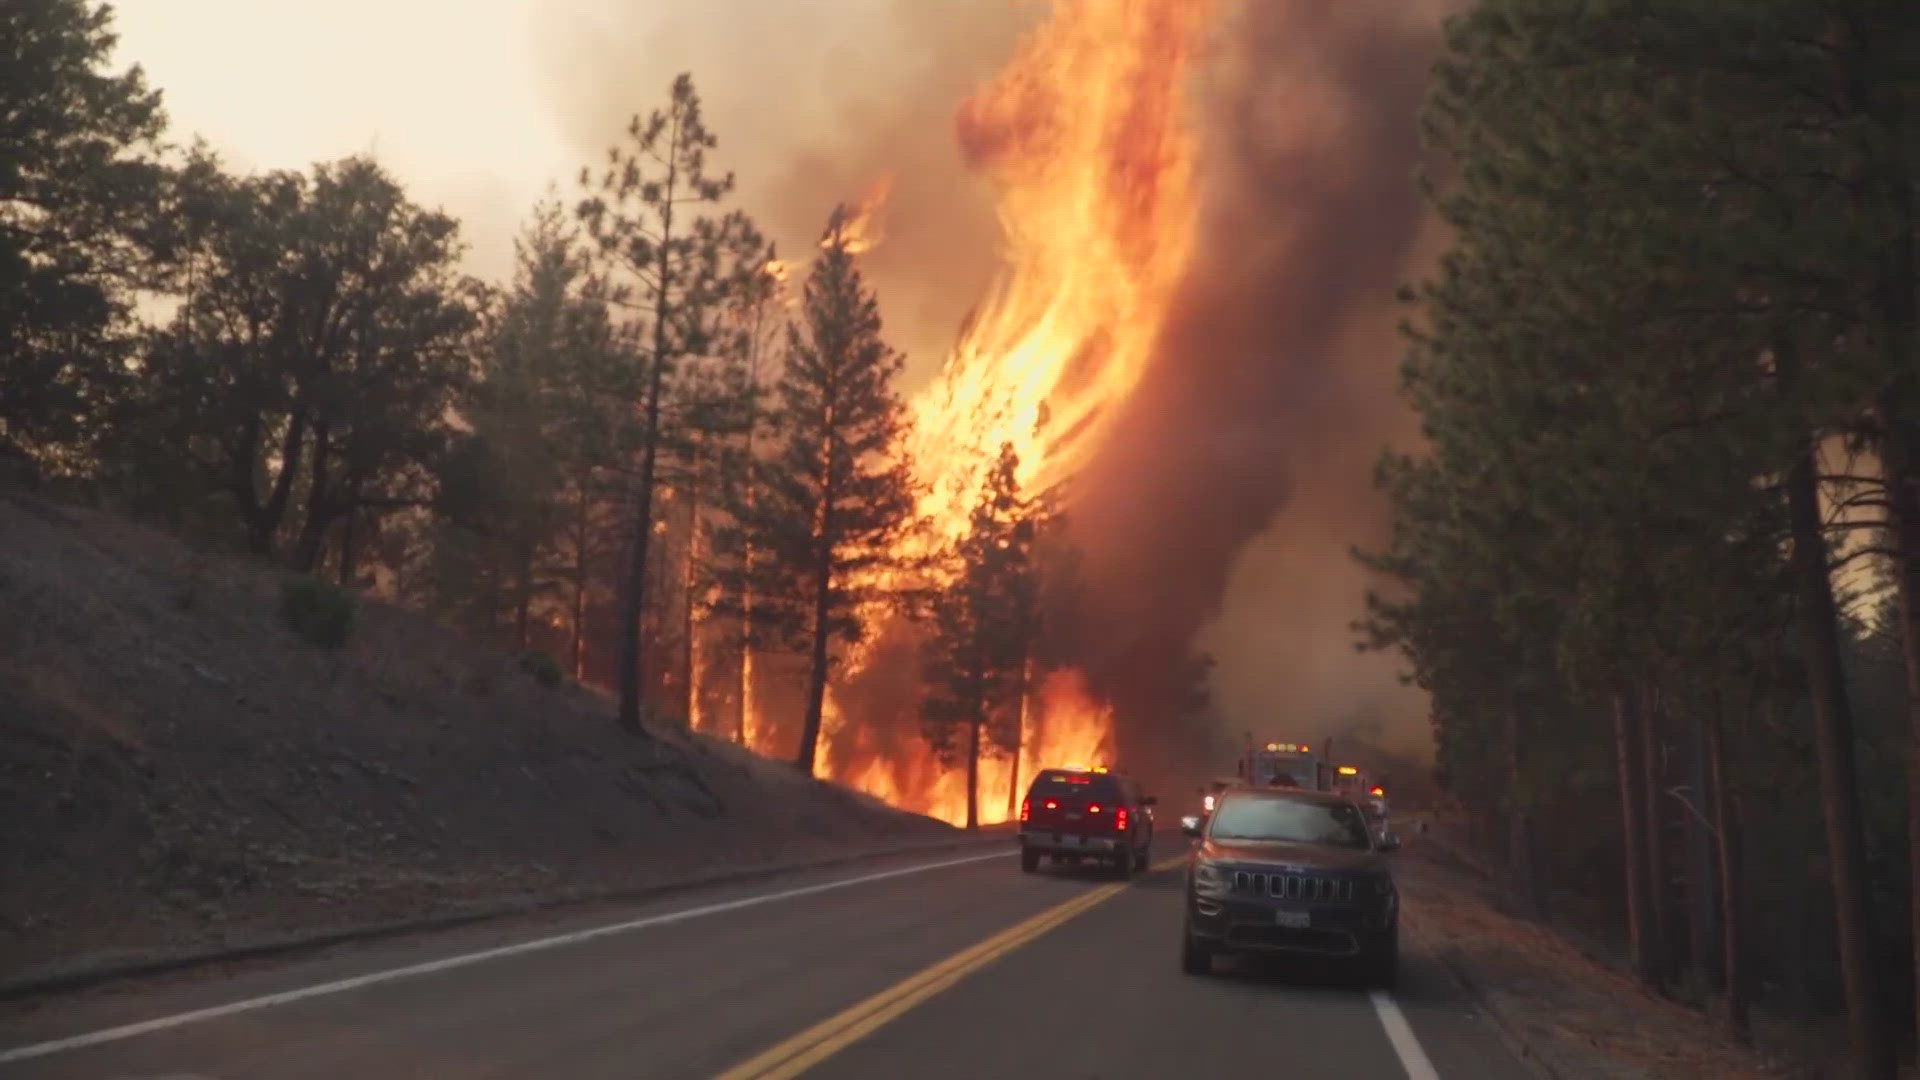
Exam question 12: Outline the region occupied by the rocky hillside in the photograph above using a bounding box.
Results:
[0,489,958,981]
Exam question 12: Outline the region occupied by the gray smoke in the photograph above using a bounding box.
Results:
[536,0,1035,369]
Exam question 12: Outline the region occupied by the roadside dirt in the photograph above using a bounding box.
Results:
[1398,824,1794,1080]
[0,490,959,983]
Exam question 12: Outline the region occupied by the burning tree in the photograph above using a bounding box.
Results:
[575,73,770,737]
[921,443,1040,829]
[717,206,919,775]
[700,257,789,745]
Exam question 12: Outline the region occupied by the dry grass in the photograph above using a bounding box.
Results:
[0,488,958,978]
[1401,823,1804,1080]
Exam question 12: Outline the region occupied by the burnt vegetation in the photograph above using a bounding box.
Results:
[1358,3,1920,1075]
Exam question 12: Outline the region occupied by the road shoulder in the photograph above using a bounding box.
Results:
[1396,830,1790,1080]
[1,829,1012,1003]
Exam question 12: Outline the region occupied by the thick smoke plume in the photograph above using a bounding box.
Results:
[1066,0,1453,781]
[538,0,1033,370]
[541,0,1454,792]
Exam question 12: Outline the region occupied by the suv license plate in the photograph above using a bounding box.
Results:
[1056,834,1079,847]
[1274,909,1310,929]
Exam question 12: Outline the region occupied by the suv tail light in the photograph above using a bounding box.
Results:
[1115,807,1129,832]
[1087,804,1102,814]
[1020,797,1030,823]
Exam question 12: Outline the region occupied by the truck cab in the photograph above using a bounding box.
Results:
[1242,742,1324,790]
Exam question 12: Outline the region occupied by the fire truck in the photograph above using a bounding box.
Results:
[1237,741,1329,790]
[1236,740,1390,803]
[1327,762,1392,841]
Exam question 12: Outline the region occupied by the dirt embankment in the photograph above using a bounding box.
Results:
[0,490,962,984]
[1399,815,1797,1080]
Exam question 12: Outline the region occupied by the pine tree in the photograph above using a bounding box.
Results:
[1364,5,1908,1070]
[710,258,788,746]
[721,206,918,775]
[922,443,1038,828]
[576,73,768,736]
[434,200,624,648]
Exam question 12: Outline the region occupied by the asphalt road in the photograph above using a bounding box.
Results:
[0,837,1536,1079]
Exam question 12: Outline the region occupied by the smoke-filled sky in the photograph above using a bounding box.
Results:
[114,0,1452,763]
[1175,0,1455,759]
[112,0,1028,371]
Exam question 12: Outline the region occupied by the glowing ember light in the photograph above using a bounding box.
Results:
[804,0,1208,826]
[829,174,893,255]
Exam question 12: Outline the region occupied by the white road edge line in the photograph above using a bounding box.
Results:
[0,848,1009,1066]
[1369,989,1443,1080]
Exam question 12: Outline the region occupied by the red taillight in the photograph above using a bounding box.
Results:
[1087,804,1102,814]
[1115,807,1129,832]
[1043,799,1058,810]
[1020,797,1030,822]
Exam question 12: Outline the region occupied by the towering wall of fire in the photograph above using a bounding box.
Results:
[549,0,1453,824]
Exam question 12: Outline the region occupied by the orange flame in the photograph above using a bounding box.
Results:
[807,0,1210,826]
[828,175,895,255]
[819,670,1115,826]
[913,0,1209,515]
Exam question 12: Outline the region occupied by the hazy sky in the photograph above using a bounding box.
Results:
[110,0,1024,368]
[113,0,584,284]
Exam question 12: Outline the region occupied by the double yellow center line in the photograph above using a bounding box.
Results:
[714,854,1187,1080]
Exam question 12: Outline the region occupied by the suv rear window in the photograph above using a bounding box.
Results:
[1026,770,1122,801]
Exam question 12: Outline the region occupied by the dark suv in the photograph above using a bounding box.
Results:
[1179,788,1400,985]
[1019,767,1156,876]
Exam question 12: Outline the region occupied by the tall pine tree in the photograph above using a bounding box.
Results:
[576,73,768,736]
[922,443,1038,828]
[721,206,918,775]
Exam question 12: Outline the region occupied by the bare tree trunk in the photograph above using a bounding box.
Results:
[294,421,334,573]
[1504,695,1543,918]
[1706,688,1749,1041]
[1683,694,1719,997]
[797,541,833,775]
[241,410,307,556]
[1853,35,1919,1058]
[682,453,701,730]
[1640,685,1672,991]
[1007,655,1031,820]
[1784,429,1893,1079]
[514,533,533,651]
[484,560,502,639]
[615,108,682,739]
[1614,690,1658,986]
[737,322,762,749]
[1881,412,1920,1060]
[337,505,358,588]
[618,410,664,736]
[737,618,754,748]
[1867,160,1919,1061]
[645,493,673,703]
[966,714,981,831]
[570,483,589,679]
